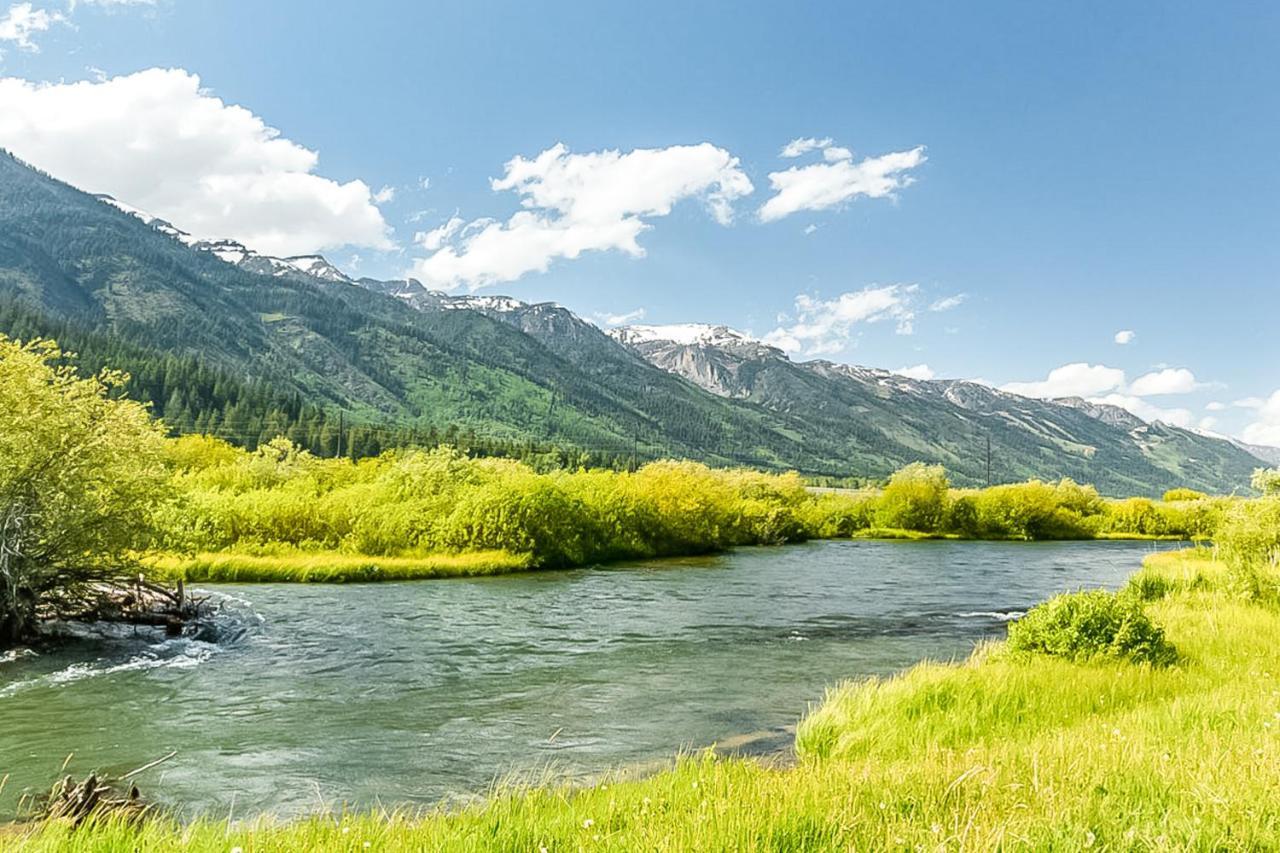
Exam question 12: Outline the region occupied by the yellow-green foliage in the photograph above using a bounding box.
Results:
[146,549,531,583]
[1005,589,1178,666]
[20,548,1280,850]
[1252,467,1280,496]
[162,441,844,570]
[155,439,1246,580]
[1162,487,1207,502]
[874,462,949,532]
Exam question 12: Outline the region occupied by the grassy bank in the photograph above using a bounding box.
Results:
[14,546,1280,849]
[142,439,1248,584]
[144,549,531,583]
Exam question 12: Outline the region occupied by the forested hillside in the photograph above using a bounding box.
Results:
[0,149,1265,493]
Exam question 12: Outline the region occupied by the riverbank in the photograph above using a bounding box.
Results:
[13,546,1280,849]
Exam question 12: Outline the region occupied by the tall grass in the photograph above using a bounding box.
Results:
[14,547,1280,849]
[148,437,1247,585]
[145,548,531,583]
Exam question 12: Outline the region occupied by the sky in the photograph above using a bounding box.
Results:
[1,1,1278,445]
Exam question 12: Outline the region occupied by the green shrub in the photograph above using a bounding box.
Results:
[970,480,1093,539]
[1006,589,1178,666]
[875,463,949,532]
[1252,468,1280,497]
[1163,488,1207,502]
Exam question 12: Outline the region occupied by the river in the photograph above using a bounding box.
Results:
[0,539,1178,819]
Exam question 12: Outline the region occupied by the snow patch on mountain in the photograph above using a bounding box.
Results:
[609,323,757,347]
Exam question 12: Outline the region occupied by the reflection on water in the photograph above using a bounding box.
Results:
[0,539,1176,818]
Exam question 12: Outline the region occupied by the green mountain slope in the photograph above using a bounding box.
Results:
[0,150,1265,493]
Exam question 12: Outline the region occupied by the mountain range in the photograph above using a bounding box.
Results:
[0,148,1266,495]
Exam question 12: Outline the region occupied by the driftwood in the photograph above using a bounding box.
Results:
[38,773,149,826]
[31,752,175,826]
[39,576,208,636]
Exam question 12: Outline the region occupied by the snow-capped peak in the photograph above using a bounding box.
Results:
[609,323,757,347]
[282,255,352,283]
[441,294,528,313]
[95,194,196,245]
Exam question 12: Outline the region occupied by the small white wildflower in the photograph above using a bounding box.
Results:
[931,823,942,834]
[878,801,887,810]
[1085,830,1096,847]
[231,848,243,853]
[342,826,350,834]
[363,843,371,850]
[582,818,595,829]
[691,781,698,789]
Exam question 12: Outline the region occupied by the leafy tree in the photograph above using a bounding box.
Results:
[1252,468,1280,497]
[0,336,170,646]
[876,463,949,532]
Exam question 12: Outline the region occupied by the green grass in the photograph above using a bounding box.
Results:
[143,548,532,583]
[851,526,959,540]
[12,548,1280,849]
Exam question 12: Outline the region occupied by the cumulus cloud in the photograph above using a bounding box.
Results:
[763,284,917,356]
[779,137,832,158]
[1000,363,1126,399]
[0,68,394,256]
[0,3,64,54]
[929,293,966,312]
[372,185,396,204]
[1114,329,1136,345]
[759,138,926,222]
[1128,367,1202,396]
[409,142,753,291]
[1242,390,1280,447]
[895,364,935,380]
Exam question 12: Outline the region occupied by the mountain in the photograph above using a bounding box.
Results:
[0,149,1267,494]
[602,323,1267,495]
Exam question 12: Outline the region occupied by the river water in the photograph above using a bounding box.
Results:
[0,539,1177,818]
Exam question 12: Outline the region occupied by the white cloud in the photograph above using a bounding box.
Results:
[1242,390,1280,447]
[1090,393,1194,428]
[759,141,926,222]
[1234,397,1266,410]
[76,0,158,5]
[415,215,464,251]
[409,142,753,291]
[1128,367,1201,397]
[0,3,64,54]
[895,363,935,380]
[0,68,394,256]
[1198,416,1219,432]
[1001,363,1126,399]
[929,293,966,312]
[1206,401,1226,412]
[779,137,832,158]
[593,308,646,327]
[763,284,917,356]
[803,223,819,235]
[1114,329,1136,345]
[372,185,395,204]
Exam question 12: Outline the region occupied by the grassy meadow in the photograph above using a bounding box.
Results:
[14,509,1280,849]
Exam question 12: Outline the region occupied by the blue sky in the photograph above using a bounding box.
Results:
[1,1,1278,444]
